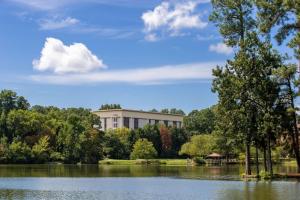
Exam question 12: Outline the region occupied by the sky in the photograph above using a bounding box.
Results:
[0,0,294,113]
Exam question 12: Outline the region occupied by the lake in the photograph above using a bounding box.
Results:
[0,164,299,200]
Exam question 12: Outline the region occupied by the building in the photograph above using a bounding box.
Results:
[93,109,184,131]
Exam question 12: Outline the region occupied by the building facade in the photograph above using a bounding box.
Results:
[93,109,184,131]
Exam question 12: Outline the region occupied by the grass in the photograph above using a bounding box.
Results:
[99,159,190,166]
[281,160,297,166]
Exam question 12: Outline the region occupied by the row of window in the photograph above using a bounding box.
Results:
[102,117,181,130]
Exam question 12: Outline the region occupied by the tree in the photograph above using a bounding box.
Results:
[105,128,136,159]
[79,128,103,163]
[170,127,189,157]
[179,134,215,158]
[135,124,162,156]
[32,136,50,163]
[99,104,122,110]
[102,133,128,159]
[273,64,300,172]
[159,125,172,157]
[256,0,300,65]
[160,109,169,114]
[6,110,45,141]
[8,140,31,163]
[210,0,266,176]
[149,109,158,113]
[130,139,157,159]
[0,90,30,136]
[169,108,185,115]
[184,107,216,134]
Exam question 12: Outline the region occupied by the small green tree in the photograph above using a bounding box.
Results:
[32,136,50,163]
[8,140,31,163]
[130,139,157,159]
[179,134,215,158]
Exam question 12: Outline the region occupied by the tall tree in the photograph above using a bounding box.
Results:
[210,0,256,175]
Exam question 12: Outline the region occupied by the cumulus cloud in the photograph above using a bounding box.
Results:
[33,37,105,74]
[142,1,207,41]
[39,17,79,30]
[30,62,222,85]
[209,42,233,55]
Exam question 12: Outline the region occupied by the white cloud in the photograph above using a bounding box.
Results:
[144,33,158,42]
[39,17,79,30]
[142,1,207,41]
[30,62,222,85]
[209,42,233,55]
[33,37,105,74]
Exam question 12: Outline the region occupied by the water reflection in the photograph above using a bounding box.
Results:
[0,164,297,179]
[0,178,298,200]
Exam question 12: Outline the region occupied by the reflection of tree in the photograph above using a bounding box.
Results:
[218,182,279,200]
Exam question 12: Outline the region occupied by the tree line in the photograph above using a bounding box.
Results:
[0,90,192,164]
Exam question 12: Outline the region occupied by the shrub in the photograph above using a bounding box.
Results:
[130,139,157,160]
[8,140,31,163]
[193,157,206,165]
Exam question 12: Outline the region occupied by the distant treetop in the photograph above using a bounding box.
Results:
[100,104,122,110]
[149,108,185,115]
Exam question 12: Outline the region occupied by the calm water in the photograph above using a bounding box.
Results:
[0,164,298,200]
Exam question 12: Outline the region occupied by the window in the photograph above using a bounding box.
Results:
[123,117,130,128]
[164,120,168,127]
[178,122,182,128]
[173,121,177,127]
[134,118,139,129]
[104,118,107,130]
[113,117,118,128]
[155,120,159,125]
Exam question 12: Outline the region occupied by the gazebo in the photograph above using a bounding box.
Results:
[206,153,224,165]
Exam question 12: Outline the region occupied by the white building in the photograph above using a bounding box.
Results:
[93,109,184,131]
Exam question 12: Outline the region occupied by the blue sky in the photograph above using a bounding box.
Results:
[0,0,294,113]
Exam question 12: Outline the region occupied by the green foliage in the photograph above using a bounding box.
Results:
[256,0,300,58]
[32,136,50,163]
[130,139,157,160]
[179,134,216,158]
[79,129,104,163]
[160,108,185,115]
[103,133,128,159]
[193,157,206,165]
[8,140,31,163]
[170,127,189,157]
[135,124,162,156]
[0,89,191,163]
[99,104,121,110]
[184,107,216,135]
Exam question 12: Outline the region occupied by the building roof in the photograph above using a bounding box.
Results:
[93,109,185,117]
[206,153,223,158]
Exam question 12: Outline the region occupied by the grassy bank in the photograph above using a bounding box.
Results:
[99,159,191,166]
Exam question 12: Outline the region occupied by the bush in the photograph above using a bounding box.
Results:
[193,157,206,165]
[50,151,65,161]
[179,134,215,157]
[8,140,31,163]
[130,139,157,160]
[32,136,50,163]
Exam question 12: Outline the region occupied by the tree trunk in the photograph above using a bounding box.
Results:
[288,79,300,173]
[291,125,300,173]
[266,132,273,176]
[245,142,251,175]
[263,144,267,172]
[255,143,259,176]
